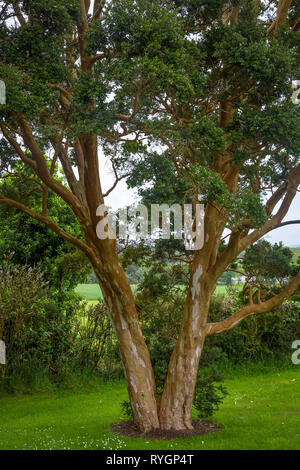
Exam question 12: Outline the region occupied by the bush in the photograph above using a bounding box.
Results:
[206,294,300,363]
[0,258,48,384]
[73,302,122,378]
[193,369,229,419]
[0,257,123,390]
[120,367,229,422]
[121,399,133,419]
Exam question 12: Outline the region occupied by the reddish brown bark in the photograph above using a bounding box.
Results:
[160,262,211,430]
[92,249,160,432]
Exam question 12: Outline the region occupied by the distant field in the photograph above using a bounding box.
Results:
[215,285,230,294]
[75,284,103,300]
[76,283,234,302]
[75,284,138,303]
[291,248,300,262]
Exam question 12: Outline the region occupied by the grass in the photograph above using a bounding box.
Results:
[76,283,234,303]
[291,248,300,262]
[1,365,299,450]
[75,284,138,304]
[75,283,103,301]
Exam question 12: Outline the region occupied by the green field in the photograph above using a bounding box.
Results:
[0,366,299,450]
[75,283,103,301]
[75,283,231,303]
[292,248,300,262]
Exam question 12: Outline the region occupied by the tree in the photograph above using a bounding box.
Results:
[0,185,91,291]
[243,240,294,285]
[0,0,299,432]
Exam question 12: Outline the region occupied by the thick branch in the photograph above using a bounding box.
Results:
[49,136,88,208]
[212,163,300,280]
[272,219,300,229]
[0,194,94,258]
[206,269,300,336]
[1,124,37,172]
[268,0,293,33]
[13,3,26,26]
[17,117,89,224]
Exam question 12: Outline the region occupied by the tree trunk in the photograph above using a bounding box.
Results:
[93,253,160,433]
[90,243,211,432]
[159,268,210,430]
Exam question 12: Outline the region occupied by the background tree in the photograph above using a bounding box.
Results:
[0,0,299,432]
[0,182,90,291]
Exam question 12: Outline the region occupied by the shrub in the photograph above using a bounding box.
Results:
[0,258,48,384]
[121,399,133,419]
[193,369,229,419]
[206,294,300,362]
[74,302,120,377]
[0,257,92,389]
[120,367,229,422]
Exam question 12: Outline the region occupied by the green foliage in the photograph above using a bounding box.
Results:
[0,257,48,361]
[126,150,190,207]
[0,175,91,290]
[191,165,230,205]
[229,188,267,230]
[0,214,89,290]
[67,71,114,137]
[121,366,229,422]
[0,257,121,390]
[243,240,294,283]
[0,0,79,122]
[193,369,229,419]
[229,101,300,159]
[74,302,117,375]
[121,399,133,419]
[148,335,176,394]
[206,293,300,362]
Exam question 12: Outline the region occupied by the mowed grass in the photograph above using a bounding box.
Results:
[0,367,299,450]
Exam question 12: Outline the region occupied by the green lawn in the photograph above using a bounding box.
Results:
[1,367,299,450]
[215,285,230,295]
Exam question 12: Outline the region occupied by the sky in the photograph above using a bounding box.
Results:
[264,195,300,247]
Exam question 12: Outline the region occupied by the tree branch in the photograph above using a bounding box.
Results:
[1,124,37,172]
[213,162,300,281]
[268,0,293,33]
[206,269,300,336]
[272,219,300,230]
[17,117,89,224]
[0,194,94,258]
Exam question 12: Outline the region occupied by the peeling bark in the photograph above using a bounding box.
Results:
[93,255,159,433]
[159,264,211,431]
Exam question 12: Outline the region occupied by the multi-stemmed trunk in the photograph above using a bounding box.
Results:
[90,242,211,432]
[88,240,210,432]
[159,268,211,430]
[91,250,160,432]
